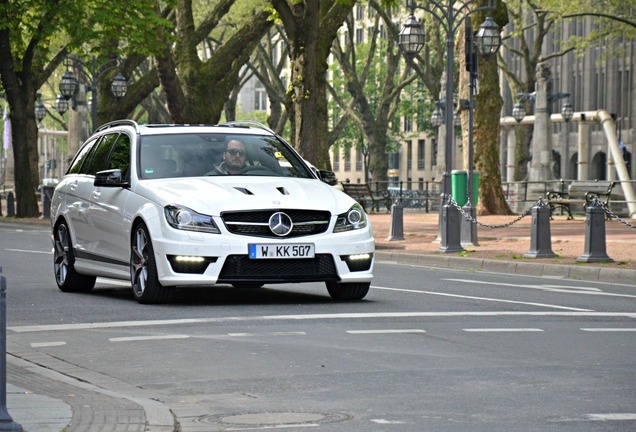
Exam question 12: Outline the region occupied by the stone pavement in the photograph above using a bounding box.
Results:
[2,209,635,431]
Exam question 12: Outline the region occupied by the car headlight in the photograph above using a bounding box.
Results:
[333,203,367,233]
[164,205,220,234]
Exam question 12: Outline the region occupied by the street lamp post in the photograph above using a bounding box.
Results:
[57,55,127,133]
[34,93,69,121]
[398,0,500,253]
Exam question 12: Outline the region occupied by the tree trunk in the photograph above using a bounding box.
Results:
[9,101,40,218]
[463,7,512,215]
[274,0,354,169]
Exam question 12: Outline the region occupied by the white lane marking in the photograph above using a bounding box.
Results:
[346,329,426,334]
[9,312,636,333]
[580,328,636,332]
[226,425,318,430]
[109,334,190,342]
[445,279,636,299]
[30,341,67,347]
[371,419,406,424]
[5,249,51,254]
[463,328,543,332]
[227,332,306,337]
[586,413,636,421]
[372,286,592,311]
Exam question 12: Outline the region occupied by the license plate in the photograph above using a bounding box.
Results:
[249,243,315,259]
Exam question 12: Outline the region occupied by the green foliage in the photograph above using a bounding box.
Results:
[1,0,174,74]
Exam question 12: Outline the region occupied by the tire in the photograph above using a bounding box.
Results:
[130,223,173,304]
[326,282,370,300]
[232,282,264,289]
[53,221,96,292]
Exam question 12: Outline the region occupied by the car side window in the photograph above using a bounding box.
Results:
[82,133,119,175]
[107,133,131,180]
[67,137,99,175]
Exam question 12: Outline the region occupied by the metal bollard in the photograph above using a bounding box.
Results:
[0,271,24,431]
[387,201,404,241]
[41,186,54,219]
[460,203,479,247]
[524,200,557,258]
[5,194,14,218]
[437,203,465,253]
[577,200,614,263]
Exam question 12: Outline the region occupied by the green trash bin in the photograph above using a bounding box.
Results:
[451,170,479,207]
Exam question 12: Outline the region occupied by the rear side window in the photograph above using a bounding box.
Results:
[83,133,119,175]
[67,137,99,174]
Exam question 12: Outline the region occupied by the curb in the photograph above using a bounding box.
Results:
[7,351,176,432]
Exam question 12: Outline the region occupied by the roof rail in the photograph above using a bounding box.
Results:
[94,120,140,134]
[220,120,275,134]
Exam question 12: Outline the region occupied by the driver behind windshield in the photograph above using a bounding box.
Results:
[212,139,247,175]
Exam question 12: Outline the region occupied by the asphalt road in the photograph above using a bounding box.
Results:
[2,221,635,432]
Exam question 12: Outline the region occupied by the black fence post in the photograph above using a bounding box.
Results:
[387,200,404,241]
[577,200,614,263]
[0,270,24,431]
[524,200,557,258]
[5,194,14,218]
[41,186,54,219]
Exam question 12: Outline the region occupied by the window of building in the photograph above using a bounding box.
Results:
[356,4,364,20]
[356,28,364,45]
[418,139,425,169]
[344,149,351,171]
[333,148,340,171]
[431,138,438,170]
[254,81,268,111]
[356,147,363,171]
[403,115,412,132]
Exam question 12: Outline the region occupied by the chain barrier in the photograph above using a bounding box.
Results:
[449,197,542,229]
[596,199,636,230]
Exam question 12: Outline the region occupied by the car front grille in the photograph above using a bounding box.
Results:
[217,254,338,283]
[222,210,331,238]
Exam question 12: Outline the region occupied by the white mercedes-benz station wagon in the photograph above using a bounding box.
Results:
[50,120,374,304]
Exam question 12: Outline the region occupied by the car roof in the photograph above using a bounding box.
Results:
[95,120,276,137]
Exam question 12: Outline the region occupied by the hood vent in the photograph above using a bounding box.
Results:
[277,187,289,195]
[234,187,254,195]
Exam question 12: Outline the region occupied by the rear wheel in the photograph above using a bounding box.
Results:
[326,282,370,300]
[130,223,173,304]
[53,221,96,292]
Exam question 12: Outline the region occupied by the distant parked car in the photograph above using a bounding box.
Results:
[50,120,374,304]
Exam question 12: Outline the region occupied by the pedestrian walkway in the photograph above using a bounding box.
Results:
[370,211,636,285]
[2,209,635,432]
[6,355,149,432]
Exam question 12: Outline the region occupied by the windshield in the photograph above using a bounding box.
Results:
[138,133,315,180]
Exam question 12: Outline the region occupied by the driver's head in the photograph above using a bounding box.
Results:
[223,139,247,174]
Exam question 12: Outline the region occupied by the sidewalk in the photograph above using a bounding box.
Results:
[2,210,636,431]
[370,211,636,285]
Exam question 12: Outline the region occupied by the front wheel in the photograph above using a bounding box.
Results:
[53,221,96,292]
[130,223,173,304]
[326,282,370,300]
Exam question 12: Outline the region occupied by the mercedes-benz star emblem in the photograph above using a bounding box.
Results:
[269,212,293,236]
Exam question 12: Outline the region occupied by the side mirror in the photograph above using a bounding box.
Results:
[318,169,338,186]
[94,169,128,187]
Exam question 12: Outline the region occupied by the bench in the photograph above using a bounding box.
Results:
[341,183,392,213]
[546,180,615,220]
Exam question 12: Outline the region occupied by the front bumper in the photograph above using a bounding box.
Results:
[150,223,374,287]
